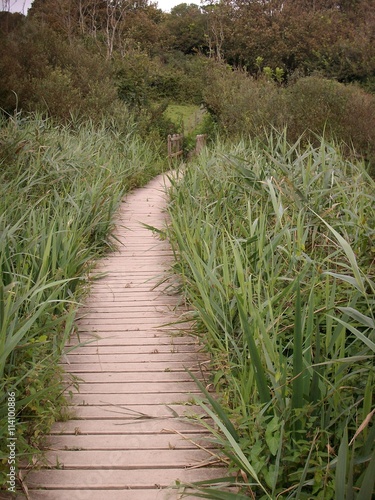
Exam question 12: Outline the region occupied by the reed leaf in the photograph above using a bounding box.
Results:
[236,294,271,405]
[335,427,349,499]
[291,278,304,411]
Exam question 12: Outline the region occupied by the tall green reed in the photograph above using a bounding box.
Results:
[0,112,164,485]
[167,131,374,498]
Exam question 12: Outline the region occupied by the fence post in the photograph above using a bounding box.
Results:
[195,134,207,156]
[167,134,172,158]
[168,133,183,160]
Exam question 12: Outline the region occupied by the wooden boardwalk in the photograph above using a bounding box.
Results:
[21,174,222,499]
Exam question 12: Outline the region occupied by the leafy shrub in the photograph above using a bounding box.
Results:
[0,19,119,122]
[203,63,283,137]
[203,64,375,170]
[284,76,375,163]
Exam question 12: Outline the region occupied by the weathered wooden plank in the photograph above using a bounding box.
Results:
[67,404,204,420]
[63,371,203,383]
[86,288,172,294]
[26,489,200,499]
[67,382,200,394]
[65,336,194,347]
[43,449,217,468]
[46,433,215,450]
[78,324,195,332]
[68,392,202,406]
[65,346,199,356]
[65,353,205,363]
[83,283,173,289]
[79,300,179,307]
[66,337,197,347]
[82,300,181,307]
[23,467,225,490]
[51,418,207,435]
[83,295,177,302]
[73,330,191,338]
[62,362,203,373]
[76,315,190,324]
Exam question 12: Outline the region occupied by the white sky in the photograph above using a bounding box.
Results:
[157,0,202,11]
[4,0,202,14]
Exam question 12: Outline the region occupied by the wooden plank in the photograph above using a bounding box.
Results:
[76,318,183,326]
[46,433,215,450]
[24,467,225,490]
[63,371,203,383]
[75,326,196,334]
[67,382,200,394]
[26,489,201,499]
[65,346,199,355]
[83,283,173,289]
[42,449,217,468]
[50,418,208,435]
[83,294,175,301]
[65,404,207,420]
[67,393,202,406]
[76,307,180,316]
[66,337,197,347]
[64,353,205,363]
[62,362,204,373]
[66,334,194,344]
[76,309,182,316]
[82,298,182,305]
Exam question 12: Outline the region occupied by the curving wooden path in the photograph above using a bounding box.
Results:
[22,173,222,499]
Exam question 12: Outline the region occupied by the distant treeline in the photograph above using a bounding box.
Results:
[1,1,375,167]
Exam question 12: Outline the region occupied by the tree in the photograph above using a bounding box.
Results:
[29,0,79,42]
[162,3,208,54]
[202,0,375,84]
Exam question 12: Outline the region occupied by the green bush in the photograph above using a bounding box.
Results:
[203,63,283,137]
[284,76,375,163]
[203,64,375,170]
[0,20,119,122]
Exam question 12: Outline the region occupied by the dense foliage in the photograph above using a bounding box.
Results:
[167,135,375,498]
[1,0,375,166]
[202,65,375,170]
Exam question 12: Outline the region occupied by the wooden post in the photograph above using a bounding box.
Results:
[195,134,207,155]
[168,134,183,160]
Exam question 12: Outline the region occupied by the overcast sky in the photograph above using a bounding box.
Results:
[5,0,202,14]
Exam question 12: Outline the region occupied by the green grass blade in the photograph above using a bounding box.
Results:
[357,450,375,500]
[328,316,375,353]
[187,369,239,442]
[198,400,271,498]
[335,427,348,500]
[291,278,304,410]
[236,294,271,405]
[184,488,253,499]
[311,210,365,294]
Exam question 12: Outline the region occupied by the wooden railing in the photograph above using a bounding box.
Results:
[167,134,183,160]
[167,133,207,160]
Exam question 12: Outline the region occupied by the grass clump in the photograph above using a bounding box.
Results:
[167,131,375,498]
[0,112,164,489]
